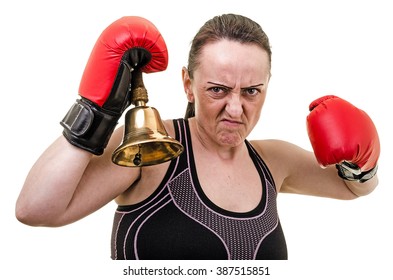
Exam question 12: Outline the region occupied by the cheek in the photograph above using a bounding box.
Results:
[195,98,213,118]
[245,98,266,121]
[201,99,228,120]
[195,93,219,112]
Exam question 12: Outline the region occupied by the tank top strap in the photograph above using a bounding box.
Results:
[172,118,189,149]
[244,140,276,193]
[169,118,192,177]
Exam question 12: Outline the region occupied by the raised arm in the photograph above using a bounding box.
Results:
[15,16,169,227]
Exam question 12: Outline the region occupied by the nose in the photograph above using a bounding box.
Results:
[225,93,243,118]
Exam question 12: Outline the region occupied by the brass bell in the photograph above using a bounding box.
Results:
[112,70,184,167]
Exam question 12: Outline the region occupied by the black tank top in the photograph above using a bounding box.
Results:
[111,118,287,260]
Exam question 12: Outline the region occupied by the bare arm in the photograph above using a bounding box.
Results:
[16,127,140,227]
[15,17,174,227]
[252,140,378,200]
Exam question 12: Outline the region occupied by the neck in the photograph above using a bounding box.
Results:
[189,118,247,161]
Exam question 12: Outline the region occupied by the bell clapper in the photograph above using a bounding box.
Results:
[133,145,142,166]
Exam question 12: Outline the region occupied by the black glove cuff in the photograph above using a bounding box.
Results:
[60,98,120,155]
[336,161,378,183]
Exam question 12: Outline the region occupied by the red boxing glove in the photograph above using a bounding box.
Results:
[79,16,168,107]
[307,95,380,182]
[61,16,168,155]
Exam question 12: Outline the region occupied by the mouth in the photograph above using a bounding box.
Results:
[220,118,243,127]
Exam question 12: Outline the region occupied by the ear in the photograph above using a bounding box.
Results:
[182,67,194,103]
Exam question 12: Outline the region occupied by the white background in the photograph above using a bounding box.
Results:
[1,0,392,279]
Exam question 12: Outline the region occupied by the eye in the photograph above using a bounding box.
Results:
[208,86,229,98]
[242,87,261,97]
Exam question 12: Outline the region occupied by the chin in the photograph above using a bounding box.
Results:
[219,135,244,147]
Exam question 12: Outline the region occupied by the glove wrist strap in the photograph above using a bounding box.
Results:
[336,161,378,183]
[60,98,120,155]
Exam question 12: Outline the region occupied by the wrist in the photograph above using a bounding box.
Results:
[336,161,378,183]
[60,98,121,155]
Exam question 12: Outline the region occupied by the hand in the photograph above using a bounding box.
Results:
[306,95,380,183]
[61,16,168,155]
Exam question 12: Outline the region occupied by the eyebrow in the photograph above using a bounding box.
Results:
[207,81,264,89]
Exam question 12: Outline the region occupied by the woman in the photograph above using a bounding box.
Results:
[16,14,379,260]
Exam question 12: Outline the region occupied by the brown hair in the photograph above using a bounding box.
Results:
[184,14,272,119]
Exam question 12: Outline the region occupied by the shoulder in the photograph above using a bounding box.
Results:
[250,139,312,167]
[249,139,305,159]
[249,139,314,191]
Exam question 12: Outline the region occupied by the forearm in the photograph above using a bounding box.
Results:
[16,136,93,226]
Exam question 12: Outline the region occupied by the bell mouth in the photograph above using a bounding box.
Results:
[112,138,184,167]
